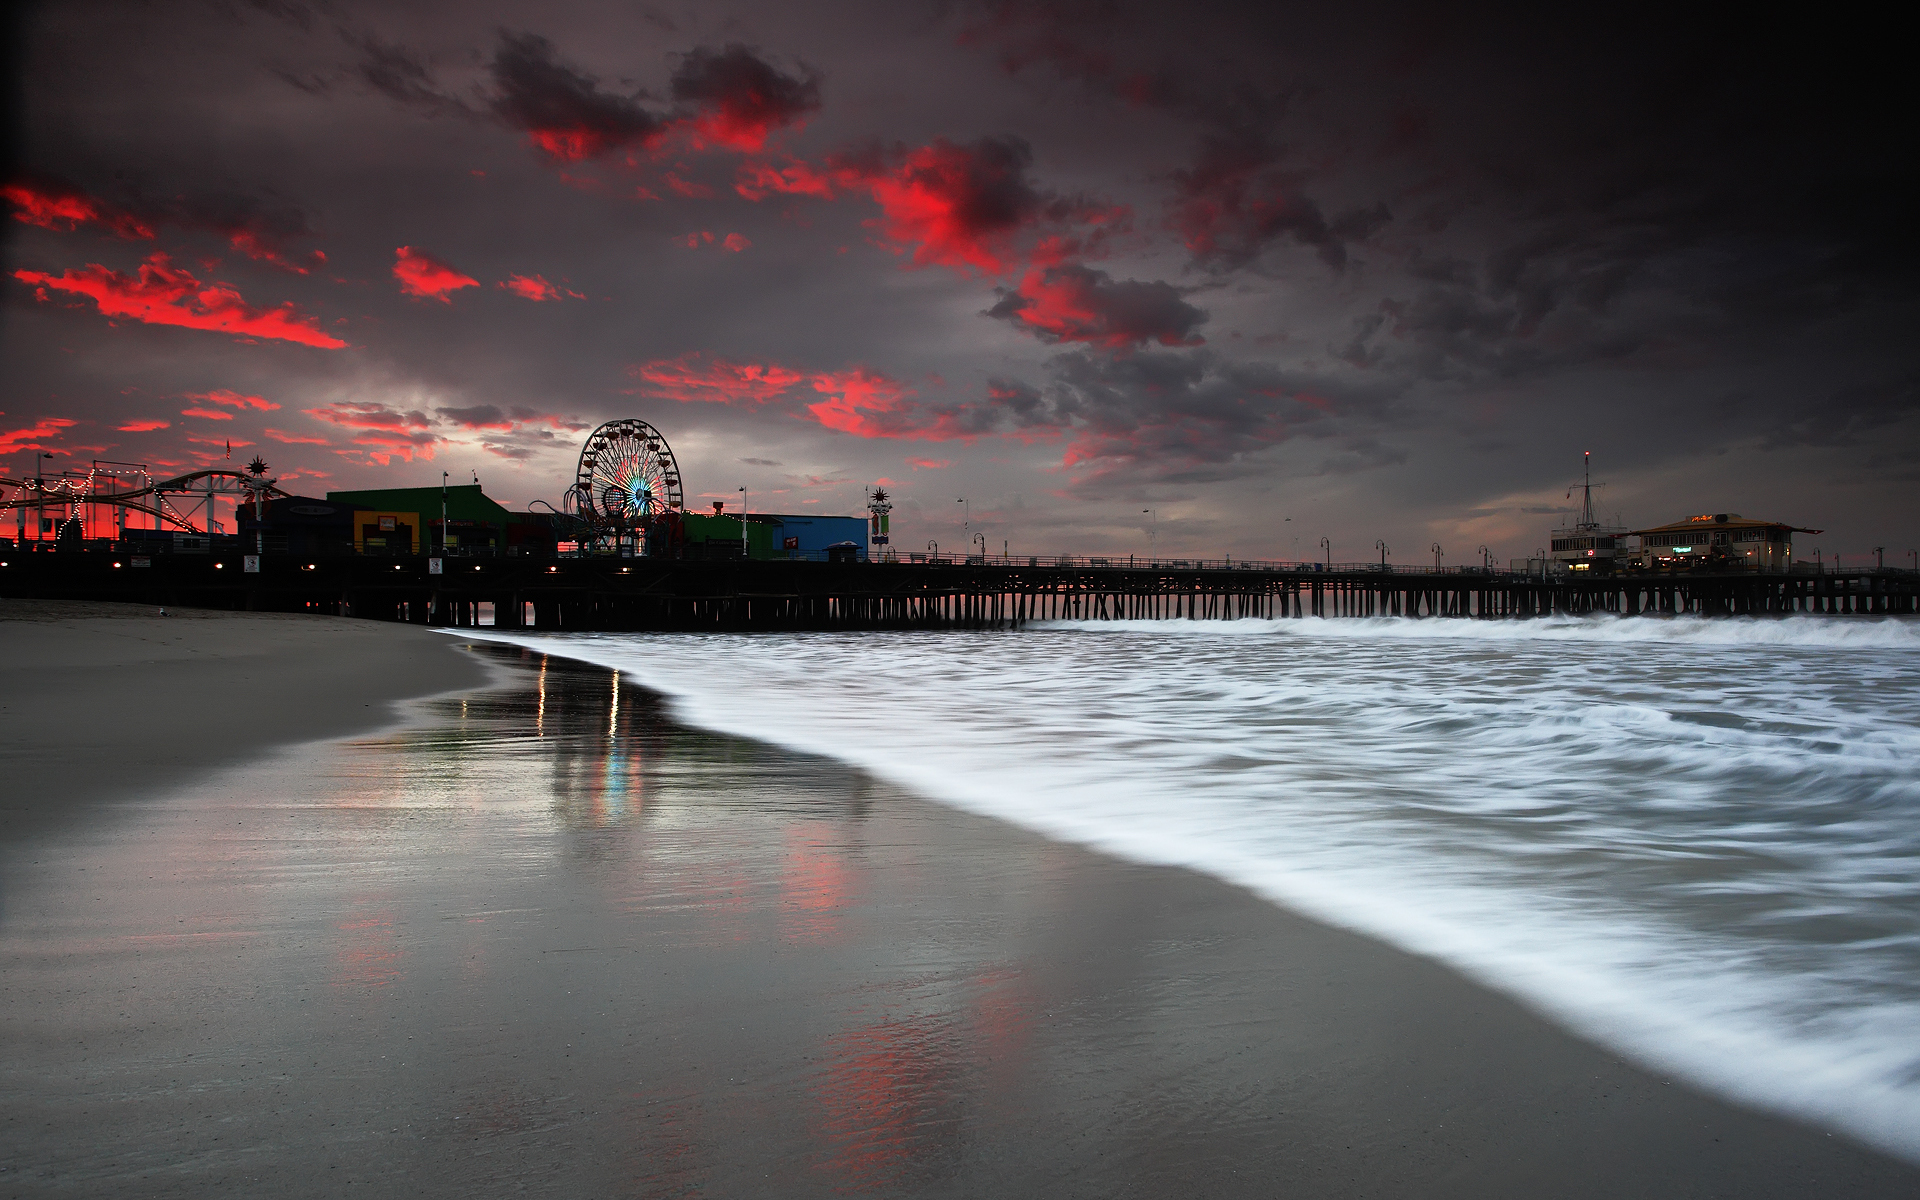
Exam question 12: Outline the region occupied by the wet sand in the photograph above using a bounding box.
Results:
[1,610,1915,1196]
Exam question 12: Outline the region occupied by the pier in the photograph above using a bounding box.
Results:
[3,550,1914,628]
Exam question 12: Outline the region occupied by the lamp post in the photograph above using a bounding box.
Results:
[738,486,747,559]
[34,452,51,545]
[1536,547,1547,579]
[1477,544,1490,571]
[973,532,986,560]
[1375,539,1389,569]
[957,497,968,550]
[441,471,449,554]
[1319,536,1330,570]
[1873,546,1885,570]
[1431,542,1443,571]
[1143,509,1154,556]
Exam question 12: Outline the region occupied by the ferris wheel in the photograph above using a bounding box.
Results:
[570,419,684,544]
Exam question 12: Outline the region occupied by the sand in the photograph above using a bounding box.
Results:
[0,605,1915,1196]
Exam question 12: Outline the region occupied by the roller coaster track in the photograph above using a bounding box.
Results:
[0,467,289,535]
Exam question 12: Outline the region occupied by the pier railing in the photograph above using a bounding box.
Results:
[3,549,1914,627]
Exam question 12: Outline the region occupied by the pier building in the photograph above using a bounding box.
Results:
[1627,514,1816,572]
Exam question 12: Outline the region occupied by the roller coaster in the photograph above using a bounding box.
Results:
[1,458,288,539]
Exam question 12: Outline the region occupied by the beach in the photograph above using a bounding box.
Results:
[1,603,1915,1197]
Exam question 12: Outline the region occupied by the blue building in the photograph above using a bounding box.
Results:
[762,513,867,560]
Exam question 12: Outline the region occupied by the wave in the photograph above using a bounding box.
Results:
[1033,612,1920,649]
[464,621,1920,1161]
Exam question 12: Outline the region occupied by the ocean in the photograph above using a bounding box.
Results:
[479,614,1920,1161]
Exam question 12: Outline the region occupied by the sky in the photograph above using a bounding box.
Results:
[3,0,1915,564]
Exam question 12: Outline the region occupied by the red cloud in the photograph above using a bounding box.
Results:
[664,171,714,198]
[677,231,717,249]
[180,406,235,420]
[264,428,329,445]
[723,233,750,252]
[498,273,581,301]
[393,247,479,301]
[5,178,327,273]
[305,401,433,432]
[805,369,922,437]
[737,138,1129,282]
[117,418,171,432]
[1,416,78,452]
[346,428,440,463]
[307,401,438,464]
[734,158,838,201]
[988,264,1207,348]
[906,457,951,469]
[846,138,1040,275]
[187,388,280,411]
[227,229,325,275]
[632,353,807,406]
[3,178,156,239]
[668,44,822,152]
[12,254,348,348]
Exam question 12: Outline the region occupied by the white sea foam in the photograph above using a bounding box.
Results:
[470,616,1920,1160]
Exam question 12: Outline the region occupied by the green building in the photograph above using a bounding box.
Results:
[326,485,512,553]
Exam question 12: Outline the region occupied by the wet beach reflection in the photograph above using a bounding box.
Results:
[2,644,1327,1198]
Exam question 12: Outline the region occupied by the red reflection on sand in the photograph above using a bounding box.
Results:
[333,910,404,989]
[780,832,854,944]
[967,966,1040,1091]
[812,1015,961,1191]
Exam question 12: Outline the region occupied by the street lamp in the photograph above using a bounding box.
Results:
[1143,508,1154,555]
[1873,546,1885,570]
[1431,542,1443,571]
[957,497,968,549]
[1536,547,1547,579]
[1477,544,1490,571]
[738,486,747,558]
[1319,536,1330,570]
[1375,539,1389,569]
[972,533,986,560]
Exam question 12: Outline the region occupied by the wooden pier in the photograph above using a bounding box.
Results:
[3,550,1914,629]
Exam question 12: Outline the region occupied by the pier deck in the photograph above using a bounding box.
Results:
[3,550,1913,629]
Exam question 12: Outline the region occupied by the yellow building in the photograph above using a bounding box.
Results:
[352,510,421,555]
[1628,514,1818,571]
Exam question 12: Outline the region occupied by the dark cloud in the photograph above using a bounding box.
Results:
[669,44,821,152]
[986,263,1206,348]
[348,32,465,114]
[1167,129,1390,272]
[488,31,667,162]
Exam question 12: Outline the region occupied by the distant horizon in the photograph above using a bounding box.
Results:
[4,2,1913,563]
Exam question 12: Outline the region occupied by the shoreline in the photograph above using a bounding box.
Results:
[2,611,1915,1194]
[0,598,491,841]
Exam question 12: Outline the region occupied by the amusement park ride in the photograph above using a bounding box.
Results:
[563,418,688,555]
[1,455,286,545]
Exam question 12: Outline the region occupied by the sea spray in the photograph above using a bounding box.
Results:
[468,614,1920,1160]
